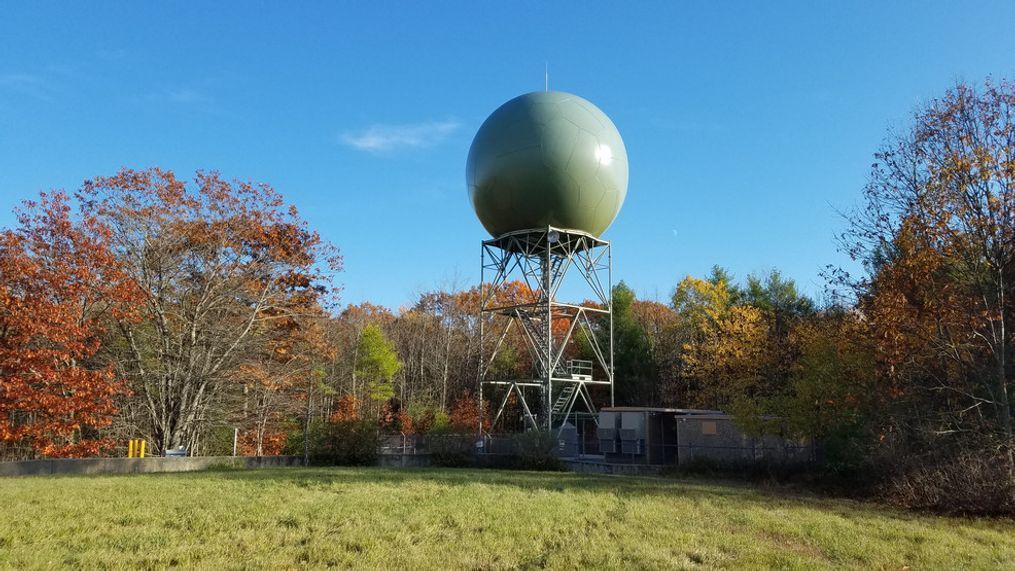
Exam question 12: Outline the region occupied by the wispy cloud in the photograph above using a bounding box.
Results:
[340,120,460,153]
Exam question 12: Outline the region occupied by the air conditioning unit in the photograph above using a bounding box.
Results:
[620,439,642,455]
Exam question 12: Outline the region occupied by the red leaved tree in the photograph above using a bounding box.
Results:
[0,192,139,458]
[448,391,490,433]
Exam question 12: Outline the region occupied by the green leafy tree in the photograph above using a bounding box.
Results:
[355,324,403,407]
[781,311,877,466]
[743,269,815,333]
[611,282,657,405]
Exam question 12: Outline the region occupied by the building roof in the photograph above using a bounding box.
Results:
[601,407,727,416]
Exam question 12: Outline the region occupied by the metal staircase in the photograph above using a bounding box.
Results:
[551,384,576,414]
[519,315,569,379]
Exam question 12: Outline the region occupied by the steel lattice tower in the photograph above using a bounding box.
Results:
[478,226,614,435]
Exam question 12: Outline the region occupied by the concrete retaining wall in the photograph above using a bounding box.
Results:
[377,453,432,468]
[563,458,663,476]
[3,453,662,477]
[0,455,303,477]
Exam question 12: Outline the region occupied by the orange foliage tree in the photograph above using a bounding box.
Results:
[330,394,362,422]
[448,391,490,433]
[0,193,139,457]
[843,80,1015,476]
[234,312,334,456]
[79,168,341,454]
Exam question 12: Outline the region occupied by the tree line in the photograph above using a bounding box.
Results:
[0,79,1011,512]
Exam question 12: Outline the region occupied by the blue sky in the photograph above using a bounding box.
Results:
[2,2,1014,310]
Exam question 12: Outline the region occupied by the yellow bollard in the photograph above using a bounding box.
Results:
[128,439,135,458]
[140,440,146,458]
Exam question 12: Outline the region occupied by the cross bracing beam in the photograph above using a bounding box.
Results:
[478,227,614,435]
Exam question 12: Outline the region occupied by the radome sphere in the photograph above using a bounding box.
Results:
[467,91,628,238]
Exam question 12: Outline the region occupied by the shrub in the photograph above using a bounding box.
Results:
[431,409,450,433]
[660,454,884,499]
[881,447,1015,516]
[510,430,562,471]
[400,402,447,436]
[319,420,380,466]
[427,431,475,467]
[286,419,380,466]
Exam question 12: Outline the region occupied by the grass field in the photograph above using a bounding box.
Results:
[0,467,1012,569]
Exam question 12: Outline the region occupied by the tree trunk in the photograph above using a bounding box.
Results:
[303,380,313,466]
[997,342,1014,481]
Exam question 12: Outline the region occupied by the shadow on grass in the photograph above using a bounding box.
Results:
[21,465,991,529]
[17,463,875,518]
[191,465,852,510]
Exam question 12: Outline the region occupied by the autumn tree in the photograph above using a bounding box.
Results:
[0,193,138,458]
[671,267,737,328]
[329,394,361,423]
[323,282,527,428]
[630,298,677,365]
[401,288,480,410]
[233,312,334,456]
[664,268,814,419]
[680,303,774,411]
[448,391,490,433]
[80,168,340,454]
[843,79,1015,478]
[661,268,738,407]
